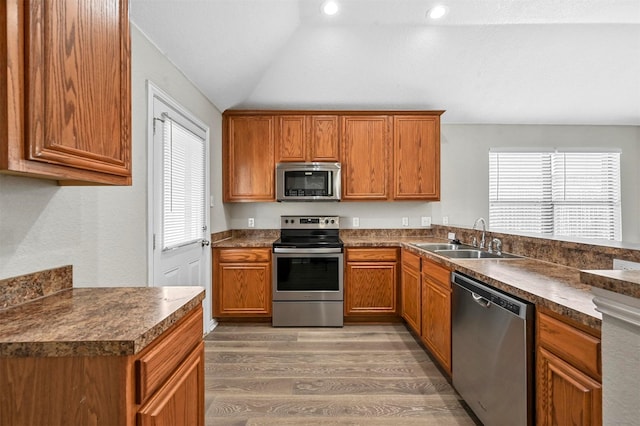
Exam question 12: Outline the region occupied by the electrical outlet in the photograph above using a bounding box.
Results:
[442,216,449,225]
[352,217,360,227]
[421,216,432,227]
[613,259,640,270]
[210,195,214,207]
[402,217,409,227]
[248,218,255,228]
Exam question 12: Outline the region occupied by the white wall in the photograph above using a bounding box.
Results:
[0,26,226,285]
[229,124,640,243]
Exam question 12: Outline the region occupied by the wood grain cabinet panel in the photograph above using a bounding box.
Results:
[276,116,306,162]
[400,250,421,334]
[536,311,602,425]
[275,114,340,163]
[393,116,440,200]
[420,258,452,374]
[309,115,340,161]
[341,116,391,200]
[345,248,398,317]
[213,248,272,317]
[223,115,275,201]
[1,0,131,185]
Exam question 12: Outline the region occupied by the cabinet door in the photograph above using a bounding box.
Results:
[138,342,205,426]
[421,277,451,374]
[400,262,421,334]
[2,0,131,185]
[341,116,391,200]
[345,262,397,316]
[215,261,271,316]
[224,116,275,201]
[276,116,306,162]
[309,115,340,161]
[393,115,440,200]
[537,347,602,426]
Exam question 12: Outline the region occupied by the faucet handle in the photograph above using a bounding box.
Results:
[472,236,478,247]
[489,238,502,254]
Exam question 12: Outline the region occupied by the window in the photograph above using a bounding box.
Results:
[161,114,206,250]
[489,150,621,241]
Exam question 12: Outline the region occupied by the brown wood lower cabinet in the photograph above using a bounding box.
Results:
[400,249,421,334]
[536,310,602,426]
[0,306,204,426]
[420,257,452,375]
[213,248,272,318]
[344,248,399,319]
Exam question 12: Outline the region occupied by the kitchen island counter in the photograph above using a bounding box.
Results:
[0,286,205,357]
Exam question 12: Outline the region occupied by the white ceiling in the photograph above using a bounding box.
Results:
[129,0,640,124]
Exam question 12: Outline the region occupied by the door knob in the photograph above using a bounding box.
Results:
[202,240,210,247]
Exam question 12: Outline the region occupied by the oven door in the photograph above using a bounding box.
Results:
[272,249,344,301]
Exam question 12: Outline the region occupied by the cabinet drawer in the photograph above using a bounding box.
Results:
[538,312,601,381]
[136,306,203,403]
[421,258,450,288]
[402,250,420,271]
[347,248,398,262]
[216,248,271,262]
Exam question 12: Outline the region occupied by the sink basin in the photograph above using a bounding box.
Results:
[434,249,522,259]
[413,243,475,251]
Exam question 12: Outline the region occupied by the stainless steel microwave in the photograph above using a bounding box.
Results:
[276,162,341,202]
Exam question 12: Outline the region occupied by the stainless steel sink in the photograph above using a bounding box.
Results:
[413,243,475,251]
[434,249,522,259]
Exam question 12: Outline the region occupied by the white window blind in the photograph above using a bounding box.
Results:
[162,116,206,250]
[489,151,621,241]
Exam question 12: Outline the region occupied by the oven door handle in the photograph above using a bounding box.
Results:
[273,247,343,254]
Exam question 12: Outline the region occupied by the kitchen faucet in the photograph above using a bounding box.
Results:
[472,217,487,249]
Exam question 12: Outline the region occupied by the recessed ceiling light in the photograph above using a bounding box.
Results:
[427,5,448,20]
[322,1,339,16]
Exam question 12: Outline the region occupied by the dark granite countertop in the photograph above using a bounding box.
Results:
[0,286,205,358]
[209,232,614,329]
[580,269,640,299]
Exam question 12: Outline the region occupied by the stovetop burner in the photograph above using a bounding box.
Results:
[273,215,343,250]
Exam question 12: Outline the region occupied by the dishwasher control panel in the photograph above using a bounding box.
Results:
[489,294,521,315]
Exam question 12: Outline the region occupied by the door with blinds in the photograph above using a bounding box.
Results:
[151,89,210,294]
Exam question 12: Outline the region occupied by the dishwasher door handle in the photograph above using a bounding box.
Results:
[472,292,491,308]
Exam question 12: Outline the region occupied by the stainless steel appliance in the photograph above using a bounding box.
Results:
[272,215,343,327]
[276,162,341,202]
[451,272,534,426]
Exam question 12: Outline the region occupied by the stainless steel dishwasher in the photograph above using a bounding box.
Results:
[451,272,534,426]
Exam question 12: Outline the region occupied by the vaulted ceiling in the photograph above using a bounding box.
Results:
[130,0,640,124]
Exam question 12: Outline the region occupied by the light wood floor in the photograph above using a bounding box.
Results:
[204,323,479,425]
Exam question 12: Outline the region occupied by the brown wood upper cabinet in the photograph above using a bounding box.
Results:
[393,115,440,200]
[1,0,132,185]
[223,115,275,202]
[222,110,443,202]
[341,116,392,200]
[276,115,340,162]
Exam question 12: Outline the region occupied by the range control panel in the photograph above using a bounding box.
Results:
[281,216,340,229]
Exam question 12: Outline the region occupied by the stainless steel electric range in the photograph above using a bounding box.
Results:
[272,215,344,327]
